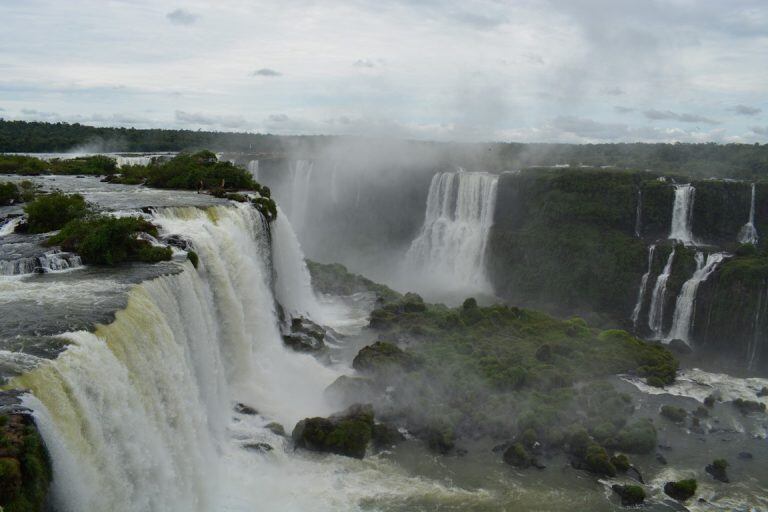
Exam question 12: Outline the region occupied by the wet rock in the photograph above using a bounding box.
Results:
[612,484,645,506]
[664,479,697,501]
[738,451,753,460]
[265,422,286,437]
[757,387,768,398]
[705,459,730,483]
[243,442,273,453]
[282,317,327,353]
[371,422,405,450]
[668,338,693,355]
[292,404,374,459]
[656,453,668,465]
[731,398,766,415]
[234,403,258,415]
[626,465,645,484]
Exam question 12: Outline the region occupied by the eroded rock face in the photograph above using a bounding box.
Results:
[292,404,374,459]
[0,391,52,512]
[282,317,327,353]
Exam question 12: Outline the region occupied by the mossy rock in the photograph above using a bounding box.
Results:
[352,342,417,374]
[611,484,645,506]
[292,404,374,459]
[706,459,729,483]
[0,409,52,511]
[664,479,697,501]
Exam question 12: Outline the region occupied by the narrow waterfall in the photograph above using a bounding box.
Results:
[247,160,259,182]
[115,155,152,168]
[739,183,758,245]
[405,170,499,296]
[748,281,768,370]
[0,217,22,237]
[286,160,314,235]
[647,248,676,338]
[14,204,344,512]
[271,207,324,321]
[0,250,82,276]
[631,244,656,328]
[667,252,726,343]
[669,184,695,244]
[634,189,642,238]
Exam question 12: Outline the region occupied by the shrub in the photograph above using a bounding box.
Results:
[0,182,20,206]
[48,215,172,265]
[23,192,88,233]
[664,479,697,501]
[660,405,687,423]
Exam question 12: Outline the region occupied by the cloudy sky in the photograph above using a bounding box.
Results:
[1,0,766,142]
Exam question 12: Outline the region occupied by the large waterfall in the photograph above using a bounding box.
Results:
[631,244,655,328]
[739,183,758,245]
[12,204,362,511]
[667,252,726,343]
[404,170,499,297]
[286,160,314,235]
[669,184,695,244]
[647,248,676,338]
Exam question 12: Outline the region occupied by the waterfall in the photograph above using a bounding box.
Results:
[271,207,324,321]
[667,252,726,343]
[634,189,642,238]
[247,160,259,182]
[0,217,22,237]
[0,250,82,277]
[405,170,499,295]
[748,281,768,370]
[669,184,695,244]
[647,247,676,338]
[286,160,314,235]
[631,244,655,328]
[115,155,152,168]
[13,204,345,511]
[739,183,758,245]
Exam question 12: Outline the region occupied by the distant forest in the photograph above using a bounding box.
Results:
[1,119,767,179]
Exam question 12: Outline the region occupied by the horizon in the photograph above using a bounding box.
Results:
[1,1,766,144]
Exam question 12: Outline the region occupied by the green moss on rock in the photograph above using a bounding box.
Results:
[292,404,374,459]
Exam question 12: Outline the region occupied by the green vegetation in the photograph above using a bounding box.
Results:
[23,192,88,233]
[660,405,687,423]
[664,479,697,501]
[611,484,645,506]
[0,182,20,206]
[0,414,52,512]
[306,260,402,304]
[0,154,116,175]
[292,404,374,459]
[48,216,172,265]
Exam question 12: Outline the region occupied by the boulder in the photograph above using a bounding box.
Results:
[292,404,374,459]
[282,317,327,353]
[611,484,645,506]
[234,403,258,415]
[664,479,697,501]
[265,422,286,437]
[352,342,417,374]
[705,459,729,483]
[243,442,273,453]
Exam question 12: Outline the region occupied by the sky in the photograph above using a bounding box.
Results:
[0,0,766,143]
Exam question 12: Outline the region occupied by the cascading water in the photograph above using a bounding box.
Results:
[647,248,676,338]
[247,160,259,182]
[748,281,768,370]
[286,160,314,235]
[12,204,349,511]
[631,244,655,328]
[739,183,758,245]
[0,250,82,277]
[0,217,22,237]
[634,189,642,238]
[667,252,726,343]
[669,184,695,244]
[405,170,499,296]
[115,155,152,168]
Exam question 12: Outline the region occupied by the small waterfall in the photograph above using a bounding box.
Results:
[739,183,758,245]
[0,250,82,277]
[647,247,676,338]
[635,189,642,238]
[405,170,499,294]
[115,155,152,168]
[247,160,259,182]
[667,252,726,343]
[286,160,314,234]
[669,184,695,244]
[15,204,342,511]
[631,244,655,328]
[748,281,768,370]
[0,217,22,237]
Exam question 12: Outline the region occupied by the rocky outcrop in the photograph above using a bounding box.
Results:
[664,479,697,501]
[292,404,374,459]
[282,317,327,353]
[611,484,645,506]
[352,342,417,374]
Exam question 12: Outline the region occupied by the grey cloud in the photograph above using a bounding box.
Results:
[166,9,198,25]
[729,104,762,116]
[643,109,720,124]
[604,87,624,96]
[751,126,768,135]
[453,11,508,29]
[614,106,634,113]
[253,68,281,77]
[552,116,630,140]
[175,110,247,128]
[353,59,376,68]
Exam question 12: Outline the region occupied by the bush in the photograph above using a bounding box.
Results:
[48,216,172,265]
[664,479,697,501]
[612,484,645,506]
[608,419,657,454]
[660,405,687,423]
[0,182,20,206]
[23,192,88,233]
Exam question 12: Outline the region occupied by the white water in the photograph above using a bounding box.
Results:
[630,244,655,328]
[647,248,676,338]
[115,155,152,168]
[739,183,758,245]
[634,189,642,237]
[404,170,499,296]
[247,160,259,182]
[0,250,82,277]
[748,281,768,370]
[669,184,695,244]
[0,217,22,237]
[667,252,726,343]
[286,160,313,235]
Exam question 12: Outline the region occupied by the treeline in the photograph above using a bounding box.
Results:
[1,119,767,179]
